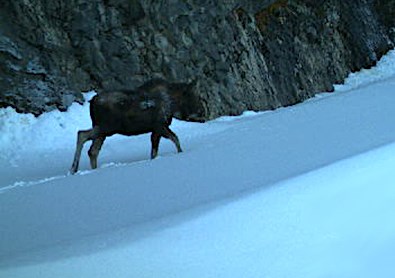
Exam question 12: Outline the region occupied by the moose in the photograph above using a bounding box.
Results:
[70,78,198,174]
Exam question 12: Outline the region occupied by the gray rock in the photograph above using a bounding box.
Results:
[0,0,394,120]
[0,34,22,60]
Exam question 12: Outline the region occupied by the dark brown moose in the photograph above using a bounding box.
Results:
[70,78,197,174]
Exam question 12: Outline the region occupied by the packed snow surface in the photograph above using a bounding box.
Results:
[1,50,395,278]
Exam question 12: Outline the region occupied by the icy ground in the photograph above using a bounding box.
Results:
[1,50,395,277]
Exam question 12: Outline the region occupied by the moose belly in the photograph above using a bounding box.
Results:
[99,115,168,137]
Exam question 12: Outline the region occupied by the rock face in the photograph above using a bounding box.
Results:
[0,0,394,120]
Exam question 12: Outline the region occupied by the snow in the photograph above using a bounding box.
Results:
[1,49,395,277]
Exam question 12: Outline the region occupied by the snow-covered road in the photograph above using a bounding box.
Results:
[1,50,395,277]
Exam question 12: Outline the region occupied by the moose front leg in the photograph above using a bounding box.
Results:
[162,126,183,154]
[150,132,161,159]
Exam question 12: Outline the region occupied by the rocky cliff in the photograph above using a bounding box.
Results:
[0,0,394,120]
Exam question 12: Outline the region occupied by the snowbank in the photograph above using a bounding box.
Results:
[0,49,395,278]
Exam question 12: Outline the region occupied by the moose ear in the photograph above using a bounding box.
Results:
[185,79,198,94]
[188,79,198,88]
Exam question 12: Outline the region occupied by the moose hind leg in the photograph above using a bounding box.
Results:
[70,128,99,174]
[88,136,105,169]
[162,126,183,153]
